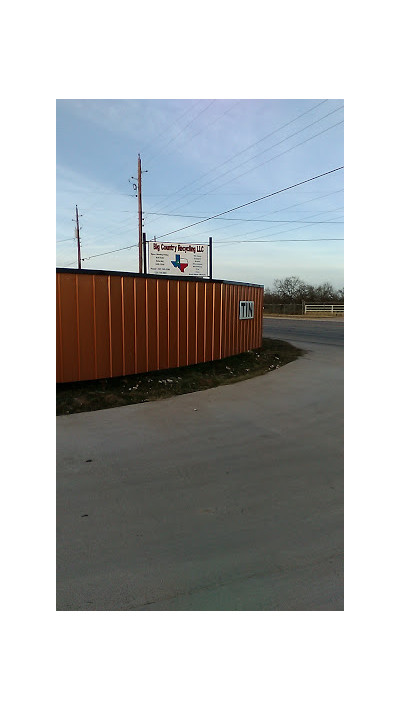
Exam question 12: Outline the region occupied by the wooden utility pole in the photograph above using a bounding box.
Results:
[143,232,147,274]
[138,154,143,273]
[75,204,82,270]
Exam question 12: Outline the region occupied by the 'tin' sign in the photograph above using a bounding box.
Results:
[239,301,254,320]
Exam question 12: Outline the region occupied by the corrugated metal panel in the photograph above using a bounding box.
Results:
[56,270,263,384]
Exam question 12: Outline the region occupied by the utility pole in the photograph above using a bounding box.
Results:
[137,154,143,273]
[130,155,147,273]
[73,205,82,270]
[143,232,147,274]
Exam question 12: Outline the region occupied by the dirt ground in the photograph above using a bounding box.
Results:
[57,337,304,416]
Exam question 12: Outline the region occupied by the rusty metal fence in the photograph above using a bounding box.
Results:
[56,269,264,384]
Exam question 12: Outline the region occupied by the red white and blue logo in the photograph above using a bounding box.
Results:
[171,254,189,272]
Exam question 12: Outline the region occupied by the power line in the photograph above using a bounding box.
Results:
[72,192,343,256]
[60,236,343,267]
[215,120,344,195]
[214,210,343,246]
[175,99,240,146]
[57,189,127,195]
[210,206,343,247]
[145,100,216,167]
[144,211,343,224]
[209,206,343,245]
[144,190,335,197]
[167,104,343,213]
[156,166,344,239]
[115,100,205,177]
[160,118,344,220]
[147,100,240,172]
[185,190,344,241]
[147,99,329,217]
[140,99,203,159]
[77,207,343,264]
[81,243,139,262]
[220,104,343,181]
[71,174,343,266]
[215,237,343,245]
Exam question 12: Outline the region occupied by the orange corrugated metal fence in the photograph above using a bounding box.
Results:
[56,269,264,384]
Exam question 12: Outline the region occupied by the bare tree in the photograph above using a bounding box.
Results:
[265,276,344,304]
[313,282,336,302]
[273,276,306,301]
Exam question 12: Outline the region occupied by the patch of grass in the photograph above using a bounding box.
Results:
[56,338,305,416]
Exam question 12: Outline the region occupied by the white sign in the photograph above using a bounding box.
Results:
[239,301,254,319]
[147,241,209,277]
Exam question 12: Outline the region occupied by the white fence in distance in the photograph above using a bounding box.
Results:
[304,303,344,314]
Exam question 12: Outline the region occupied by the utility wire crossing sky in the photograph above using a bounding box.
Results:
[56,99,344,287]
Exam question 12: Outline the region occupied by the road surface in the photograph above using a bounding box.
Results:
[57,317,343,610]
[263,316,344,348]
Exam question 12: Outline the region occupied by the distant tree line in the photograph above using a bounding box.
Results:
[264,276,344,304]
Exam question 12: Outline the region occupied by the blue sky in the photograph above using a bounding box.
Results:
[56,99,343,289]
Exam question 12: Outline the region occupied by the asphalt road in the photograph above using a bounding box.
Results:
[263,316,344,348]
[57,317,344,611]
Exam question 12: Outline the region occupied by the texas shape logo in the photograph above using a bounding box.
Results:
[171,254,189,272]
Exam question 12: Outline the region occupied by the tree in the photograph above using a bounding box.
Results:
[312,282,336,302]
[265,276,344,304]
[263,287,281,304]
[273,276,306,301]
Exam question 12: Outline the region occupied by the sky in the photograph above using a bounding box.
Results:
[56,99,344,290]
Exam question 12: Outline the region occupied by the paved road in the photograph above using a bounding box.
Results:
[263,316,344,348]
[57,318,343,610]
